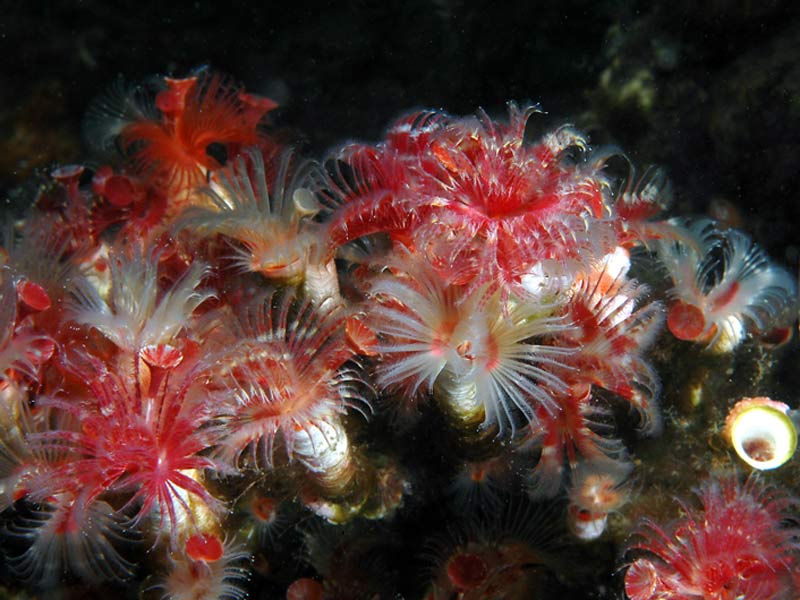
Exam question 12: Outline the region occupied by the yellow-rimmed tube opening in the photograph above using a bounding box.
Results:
[725,397,797,470]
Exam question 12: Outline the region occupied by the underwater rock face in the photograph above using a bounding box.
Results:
[0,65,797,600]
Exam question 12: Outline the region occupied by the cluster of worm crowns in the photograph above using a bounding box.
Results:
[0,67,798,599]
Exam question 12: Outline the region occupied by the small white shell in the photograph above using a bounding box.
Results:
[725,397,797,470]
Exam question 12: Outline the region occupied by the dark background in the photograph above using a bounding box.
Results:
[2,0,799,267]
